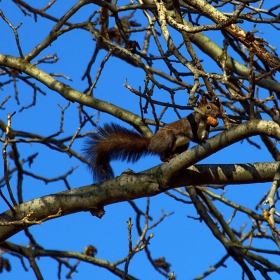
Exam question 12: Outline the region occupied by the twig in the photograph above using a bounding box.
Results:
[0,208,62,226]
[0,10,24,57]
[2,112,17,209]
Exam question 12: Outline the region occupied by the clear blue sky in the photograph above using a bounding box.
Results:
[1,0,279,279]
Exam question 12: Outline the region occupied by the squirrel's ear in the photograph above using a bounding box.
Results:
[199,96,207,106]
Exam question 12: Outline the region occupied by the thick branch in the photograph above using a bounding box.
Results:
[0,160,279,243]
[160,120,280,184]
[0,54,153,137]
[183,0,280,68]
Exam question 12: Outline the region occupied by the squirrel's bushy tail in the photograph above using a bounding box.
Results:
[83,123,153,182]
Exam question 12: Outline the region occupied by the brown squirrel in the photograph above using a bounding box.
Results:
[83,96,220,182]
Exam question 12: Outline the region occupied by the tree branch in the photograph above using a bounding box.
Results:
[0,159,279,243]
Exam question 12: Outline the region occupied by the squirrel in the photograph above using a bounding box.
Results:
[83,96,220,182]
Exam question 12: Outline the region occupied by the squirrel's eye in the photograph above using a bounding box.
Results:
[207,105,211,109]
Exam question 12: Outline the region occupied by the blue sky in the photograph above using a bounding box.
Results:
[1,0,280,279]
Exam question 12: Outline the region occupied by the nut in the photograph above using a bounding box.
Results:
[207,116,219,127]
